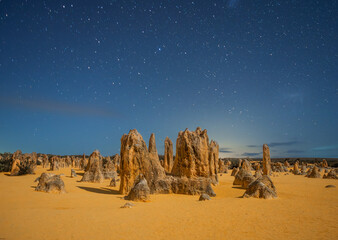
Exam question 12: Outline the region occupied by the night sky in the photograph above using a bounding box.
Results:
[0,0,337,158]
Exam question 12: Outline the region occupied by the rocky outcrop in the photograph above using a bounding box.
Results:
[119,129,217,197]
[125,175,150,202]
[35,173,65,193]
[293,161,301,175]
[119,130,166,194]
[81,150,104,183]
[199,193,211,201]
[254,169,262,178]
[163,137,174,173]
[50,156,59,171]
[241,159,252,171]
[323,169,337,179]
[307,166,321,178]
[171,127,219,184]
[322,159,328,168]
[272,162,288,172]
[231,167,239,176]
[71,169,77,178]
[233,168,255,188]
[102,156,117,179]
[10,159,21,176]
[112,154,120,172]
[243,175,277,199]
[42,154,49,168]
[262,144,271,175]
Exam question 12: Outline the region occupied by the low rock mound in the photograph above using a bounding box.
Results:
[71,169,77,178]
[307,166,321,178]
[243,175,277,199]
[125,175,150,202]
[233,168,254,188]
[35,173,65,193]
[323,169,337,179]
[325,185,336,188]
[199,193,211,201]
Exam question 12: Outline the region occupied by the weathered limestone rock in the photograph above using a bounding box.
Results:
[254,169,262,178]
[284,161,290,168]
[231,167,239,176]
[171,127,219,184]
[163,137,174,173]
[71,169,77,178]
[153,176,214,195]
[322,159,328,168]
[323,169,337,179]
[262,144,271,175]
[241,159,252,171]
[199,193,211,201]
[243,175,277,199]
[121,202,135,208]
[50,156,59,171]
[119,130,165,194]
[125,175,150,202]
[119,129,217,196]
[293,161,301,175]
[12,150,22,161]
[81,150,104,183]
[307,166,321,178]
[80,154,88,170]
[102,156,117,179]
[233,168,254,188]
[42,154,49,168]
[35,173,65,193]
[112,154,120,172]
[10,159,21,176]
[65,156,72,167]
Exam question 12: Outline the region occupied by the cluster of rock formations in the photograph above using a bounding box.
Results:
[2,129,337,202]
[119,128,218,201]
[232,144,278,199]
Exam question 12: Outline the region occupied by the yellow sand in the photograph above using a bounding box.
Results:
[0,166,337,240]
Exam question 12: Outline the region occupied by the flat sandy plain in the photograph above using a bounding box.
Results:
[0,166,337,240]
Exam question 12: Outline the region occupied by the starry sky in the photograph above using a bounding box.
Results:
[0,0,337,158]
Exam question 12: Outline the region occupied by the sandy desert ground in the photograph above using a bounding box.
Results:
[0,166,337,240]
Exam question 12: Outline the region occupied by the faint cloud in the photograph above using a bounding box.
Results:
[312,145,338,151]
[0,97,122,118]
[219,147,233,153]
[247,145,258,148]
[242,152,261,157]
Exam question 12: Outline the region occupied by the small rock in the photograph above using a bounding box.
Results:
[121,202,135,208]
[199,193,211,201]
[325,185,336,188]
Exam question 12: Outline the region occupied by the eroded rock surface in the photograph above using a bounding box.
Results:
[243,175,277,199]
[163,137,173,173]
[81,150,104,183]
[35,173,65,193]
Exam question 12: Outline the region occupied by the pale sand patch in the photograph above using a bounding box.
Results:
[0,166,337,240]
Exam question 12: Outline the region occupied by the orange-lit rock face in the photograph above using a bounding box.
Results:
[171,127,219,184]
[262,144,271,175]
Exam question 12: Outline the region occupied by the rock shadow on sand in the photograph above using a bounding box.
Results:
[77,186,120,195]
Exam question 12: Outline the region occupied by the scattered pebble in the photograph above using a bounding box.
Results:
[199,193,211,201]
[121,202,135,208]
